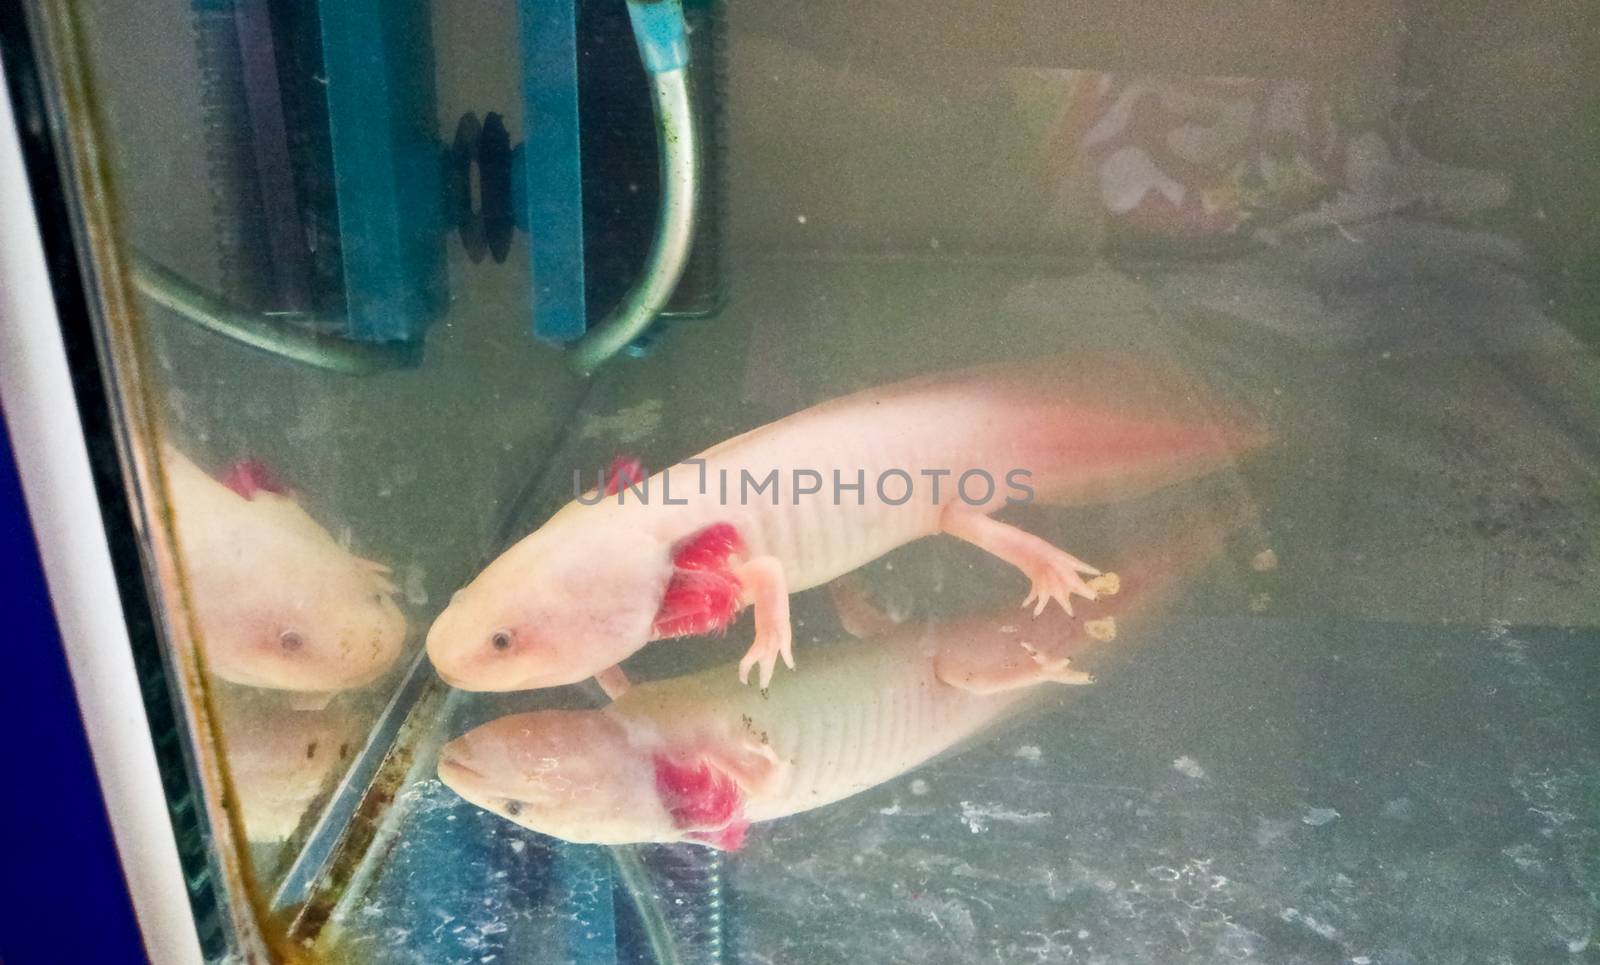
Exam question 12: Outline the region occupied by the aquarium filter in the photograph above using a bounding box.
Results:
[176,0,725,371]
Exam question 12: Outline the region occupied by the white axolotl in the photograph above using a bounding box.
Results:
[435,500,1240,849]
[162,446,406,693]
[427,353,1267,691]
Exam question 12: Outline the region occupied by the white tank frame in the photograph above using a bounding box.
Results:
[0,48,204,965]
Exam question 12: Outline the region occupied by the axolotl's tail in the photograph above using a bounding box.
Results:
[975,352,1272,508]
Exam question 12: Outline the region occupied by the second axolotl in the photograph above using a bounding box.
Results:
[427,353,1268,691]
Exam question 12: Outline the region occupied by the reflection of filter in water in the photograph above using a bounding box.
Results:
[168,0,726,372]
[187,0,444,351]
[1010,69,1510,252]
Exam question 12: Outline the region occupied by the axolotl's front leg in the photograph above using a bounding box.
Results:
[733,556,793,689]
[641,522,795,689]
[646,510,1100,690]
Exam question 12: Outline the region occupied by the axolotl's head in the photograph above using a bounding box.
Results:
[437,709,686,845]
[197,545,408,692]
[426,514,673,691]
[166,448,408,694]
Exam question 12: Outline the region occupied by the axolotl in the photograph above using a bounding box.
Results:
[163,446,406,693]
[436,500,1240,849]
[427,353,1267,691]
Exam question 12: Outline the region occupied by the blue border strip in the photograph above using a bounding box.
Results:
[0,416,147,964]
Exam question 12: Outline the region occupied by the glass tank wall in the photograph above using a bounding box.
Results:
[15,0,1600,961]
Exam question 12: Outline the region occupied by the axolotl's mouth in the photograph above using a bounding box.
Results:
[435,751,484,788]
[430,664,469,690]
[434,663,591,692]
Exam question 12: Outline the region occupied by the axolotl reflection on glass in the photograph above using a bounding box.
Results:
[436,500,1243,849]
[162,446,407,694]
[426,354,1268,692]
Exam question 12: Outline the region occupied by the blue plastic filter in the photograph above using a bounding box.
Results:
[319,0,448,343]
[516,0,590,343]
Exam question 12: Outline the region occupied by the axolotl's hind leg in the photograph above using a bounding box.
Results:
[933,614,1096,695]
[940,507,1101,616]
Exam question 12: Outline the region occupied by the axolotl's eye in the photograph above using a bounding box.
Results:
[490,629,514,652]
[279,629,305,652]
[504,800,523,817]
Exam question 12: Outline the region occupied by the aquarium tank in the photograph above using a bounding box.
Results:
[1,0,1597,961]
